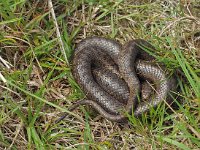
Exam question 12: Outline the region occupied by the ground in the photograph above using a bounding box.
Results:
[0,0,200,149]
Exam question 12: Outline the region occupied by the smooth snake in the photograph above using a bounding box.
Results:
[62,37,175,122]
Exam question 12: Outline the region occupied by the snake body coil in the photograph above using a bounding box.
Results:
[71,37,173,122]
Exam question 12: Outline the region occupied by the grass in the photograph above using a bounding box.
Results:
[0,0,200,149]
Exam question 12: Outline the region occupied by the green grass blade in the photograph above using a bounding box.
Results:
[161,137,191,150]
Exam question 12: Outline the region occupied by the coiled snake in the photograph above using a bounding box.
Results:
[66,37,175,122]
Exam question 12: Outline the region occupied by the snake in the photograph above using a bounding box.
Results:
[67,37,175,122]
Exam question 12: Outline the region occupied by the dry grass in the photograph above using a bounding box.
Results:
[0,0,200,149]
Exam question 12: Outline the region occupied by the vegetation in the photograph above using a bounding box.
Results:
[0,0,199,149]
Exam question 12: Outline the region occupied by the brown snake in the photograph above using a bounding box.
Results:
[61,37,175,122]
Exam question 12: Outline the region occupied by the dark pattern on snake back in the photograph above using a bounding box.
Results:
[70,37,174,122]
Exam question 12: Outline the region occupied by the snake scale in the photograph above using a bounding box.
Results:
[68,37,175,122]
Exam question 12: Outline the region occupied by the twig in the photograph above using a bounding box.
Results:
[48,0,69,66]
[0,55,13,69]
[0,72,6,83]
